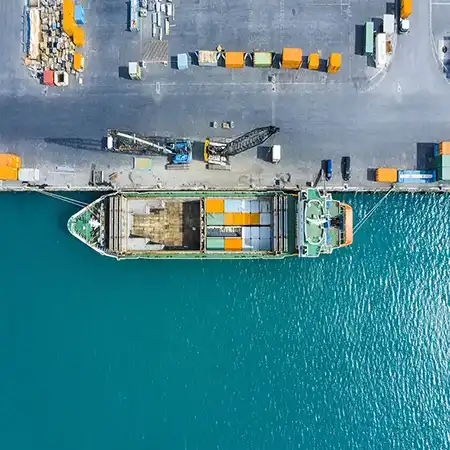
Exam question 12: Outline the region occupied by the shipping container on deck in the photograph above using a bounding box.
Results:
[437,142,450,156]
[397,169,436,183]
[308,53,319,70]
[435,154,450,167]
[198,50,217,67]
[253,52,272,68]
[224,237,242,251]
[206,237,224,250]
[0,166,18,181]
[281,48,302,69]
[0,154,21,168]
[225,52,244,68]
[206,213,224,226]
[437,166,450,181]
[375,168,397,182]
[205,198,224,213]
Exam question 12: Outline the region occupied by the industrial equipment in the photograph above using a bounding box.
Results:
[204,126,280,170]
[399,0,411,34]
[106,130,192,169]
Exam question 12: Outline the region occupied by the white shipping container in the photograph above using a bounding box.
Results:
[260,213,271,225]
[224,199,242,213]
[242,227,250,240]
[18,168,40,182]
[152,23,158,38]
[242,236,253,249]
[260,239,271,251]
[249,227,260,239]
[165,18,170,35]
[151,12,157,23]
[259,226,272,240]
[375,33,387,68]
[166,2,173,16]
[157,11,162,27]
[155,1,160,12]
[250,200,259,213]
[259,200,271,213]
[241,200,252,213]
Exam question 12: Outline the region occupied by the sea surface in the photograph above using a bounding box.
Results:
[0,192,449,450]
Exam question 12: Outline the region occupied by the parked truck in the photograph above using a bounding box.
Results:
[399,0,411,34]
[375,33,387,69]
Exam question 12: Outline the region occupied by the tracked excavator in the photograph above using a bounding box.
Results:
[106,130,192,169]
[204,126,280,170]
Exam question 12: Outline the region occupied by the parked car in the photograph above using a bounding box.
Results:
[341,156,351,181]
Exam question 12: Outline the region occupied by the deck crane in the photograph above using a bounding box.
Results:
[204,126,280,170]
[105,130,192,169]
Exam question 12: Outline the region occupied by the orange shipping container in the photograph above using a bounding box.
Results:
[375,168,398,183]
[0,154,21,168]
[225,52,244,69]
[224,213,234,226]
[73,53,84,71]
[308,53,320,70]
[328,53,341,73]
[73,27,84,47]
[250,213,260,225]
[0,166,18,181]
[224,237,242,251]
[205,198,224,213]
[62,0,75,36]
[281,48,302,69]
[438,142,450,156]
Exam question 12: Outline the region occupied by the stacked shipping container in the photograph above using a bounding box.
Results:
[205,198,272,252]
[0,153,21,181]
[435,142,450,181]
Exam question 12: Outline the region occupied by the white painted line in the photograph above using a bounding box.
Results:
[432,2,450,4]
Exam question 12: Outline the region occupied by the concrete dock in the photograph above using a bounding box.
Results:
[0,0,449,192]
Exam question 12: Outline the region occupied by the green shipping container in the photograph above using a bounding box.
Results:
[206,213,224,226]
[253,52,273,68]
[206,237,224,250]
[435,155,450,168]
[437,166,450,181]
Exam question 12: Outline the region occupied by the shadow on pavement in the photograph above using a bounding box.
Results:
[416,143,436,170]
[45,138,104,151]
[367,168,377,182]
[118,66,130,79]
[386,2,396,14]
[257,146,271,162]
[354,24,365,56]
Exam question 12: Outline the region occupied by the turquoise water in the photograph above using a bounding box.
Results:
[0,192,449,449]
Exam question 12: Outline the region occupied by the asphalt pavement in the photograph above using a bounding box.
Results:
[0,0,449,191]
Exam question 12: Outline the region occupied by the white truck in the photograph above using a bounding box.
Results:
[375,33,387,69]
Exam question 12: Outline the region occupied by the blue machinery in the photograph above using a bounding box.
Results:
[106,130,192,169]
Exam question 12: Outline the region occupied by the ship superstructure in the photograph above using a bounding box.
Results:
[68,189,353,259]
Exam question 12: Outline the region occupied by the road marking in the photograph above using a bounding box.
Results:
[155,82,160,94]
[431,1,450,4]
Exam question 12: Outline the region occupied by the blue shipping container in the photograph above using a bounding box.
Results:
[397,170,436,184]
[74,5,85,25]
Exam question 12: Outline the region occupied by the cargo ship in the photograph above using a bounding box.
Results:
[68,189,353,259]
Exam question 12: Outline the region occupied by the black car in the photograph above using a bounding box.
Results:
[341,156,351,181]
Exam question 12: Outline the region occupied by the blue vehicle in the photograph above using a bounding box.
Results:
[325,159,332,181]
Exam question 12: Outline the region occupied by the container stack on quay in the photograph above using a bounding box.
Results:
[204,198,272,252]
[0,154,40,183]
[195,47,340,73]
[23,0,85,87]
[434,142,450,182]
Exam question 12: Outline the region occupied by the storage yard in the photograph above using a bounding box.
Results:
[0,0,449,192]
